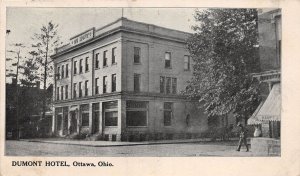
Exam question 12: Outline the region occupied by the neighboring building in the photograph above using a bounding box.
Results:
[51,17,208,141]
[6,80,53,139]
[248,8,281,156]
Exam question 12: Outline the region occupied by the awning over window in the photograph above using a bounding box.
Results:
[248,83,281,125]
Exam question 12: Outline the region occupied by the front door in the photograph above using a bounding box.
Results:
[70,112,77,134]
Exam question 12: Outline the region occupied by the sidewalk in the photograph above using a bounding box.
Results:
[20,138,237,147]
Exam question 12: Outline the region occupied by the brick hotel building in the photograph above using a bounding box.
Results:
[51,17,208,141]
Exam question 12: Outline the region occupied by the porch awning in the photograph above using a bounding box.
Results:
[248,83,281,125]
[248,102,264,125]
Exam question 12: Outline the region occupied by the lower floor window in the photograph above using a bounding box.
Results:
[126,101,148,127]
[105,111,118,126]
[80,104,89,127]
[126,111,147,126]
[81,113,89,126]
[164,111,172,126]
[163,102,173,126]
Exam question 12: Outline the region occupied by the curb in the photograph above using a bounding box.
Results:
[19,138,238,148]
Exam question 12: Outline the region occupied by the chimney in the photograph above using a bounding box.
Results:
[36,81,40,88]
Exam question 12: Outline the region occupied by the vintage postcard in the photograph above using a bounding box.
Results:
[0,0,299,176]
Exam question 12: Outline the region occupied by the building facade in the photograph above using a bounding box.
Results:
[248,9,281,156]
[51,18,208,141]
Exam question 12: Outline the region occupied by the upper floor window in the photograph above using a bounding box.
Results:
[172,78,177,94]
[112,74,116,92]
[85,57,89,72]
[79,59,83,73]
[165,52,171,68]
[103,50,108,67]
[184,55,190,71]
[56,87,60,100]
[95,53,100,69]
[61,86,64,100]
[95,78,99,95]
[166,77,171,94]
[160,76,165,93]
[74,61,77,74]
[134,47,141,64]
[103,76,107,93]
[85,80,89,96]
[61,65,64,79]
[65,85,68,99]
[112,47,116,64]
[79,82,82,97]
[160,76,177,94]
[73,83,77,98]
[66,64,69,78]
[134,73,141,92]
[57,66,60,79]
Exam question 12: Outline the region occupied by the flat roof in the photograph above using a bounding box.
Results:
[52,17,191,59]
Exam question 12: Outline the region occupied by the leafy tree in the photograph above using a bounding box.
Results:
[31,21,60,120]
[184,9,261,125]
[20,52,40,87]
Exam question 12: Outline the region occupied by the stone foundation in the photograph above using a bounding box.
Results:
[251,137,280,156]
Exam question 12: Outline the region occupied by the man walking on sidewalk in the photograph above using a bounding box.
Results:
[236,123,249,152]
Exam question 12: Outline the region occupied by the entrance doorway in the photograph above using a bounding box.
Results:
[70,112,77,134]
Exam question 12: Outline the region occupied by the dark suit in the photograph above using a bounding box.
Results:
[237,126,249,151]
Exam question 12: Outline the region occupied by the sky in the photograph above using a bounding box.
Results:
[5,7,198,85]
[6,8,198,46]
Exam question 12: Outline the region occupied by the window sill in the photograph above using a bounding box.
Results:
[103,65,108,68]
[165,67,172,69]
[104,126,118,128]
[95,67,100,70]
[133,62,141,65]
[126,126,148,128]
[184,69,190,71]
[112,63,117,66]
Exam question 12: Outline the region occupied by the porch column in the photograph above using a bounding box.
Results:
[117,99,125,141]
[99,101,103,135]
[89,103,93,134]
[68,109,71,135]
[52,107,56,134]
[61,110,65,136]
[76,109,80,133]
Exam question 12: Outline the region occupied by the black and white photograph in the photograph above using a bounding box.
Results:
[4,7,281,157]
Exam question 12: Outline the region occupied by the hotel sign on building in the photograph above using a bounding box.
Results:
[70,28,95,46]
